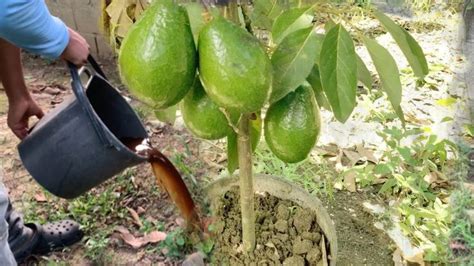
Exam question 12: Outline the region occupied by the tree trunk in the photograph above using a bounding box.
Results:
[238,114,256,252]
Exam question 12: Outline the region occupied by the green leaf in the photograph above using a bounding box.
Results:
[464,124,474,137]
[379,178,397,194]
[363,37,404,123]
[319,24,357,123]
[394,105,406,127]
[270,27,320,103]
[227,132,239,175]
[183,2,205,44]
[435,97,457,107]
[251,0,285,29]
[440,116,453,123]
[373,9,429,80]
[324,18,336,32]
[226,115,262,175]
[154,105,177,124]
[199,238,215,254]
[374,163,392,175]
[313,34,325,64]
[272,7,314,44]
[307,66,331,110]
[356,54,372,89]
[176,235,185,246]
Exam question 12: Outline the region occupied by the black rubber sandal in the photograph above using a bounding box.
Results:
[30,220,84,255]
[11,223,40,264]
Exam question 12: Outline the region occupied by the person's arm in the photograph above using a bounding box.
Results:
[0,0,90,65]
[0,39,44,139]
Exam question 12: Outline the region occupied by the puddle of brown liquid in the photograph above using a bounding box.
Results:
[121,138,200,229]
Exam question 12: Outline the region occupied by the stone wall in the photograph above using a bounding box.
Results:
[46,0,115,60]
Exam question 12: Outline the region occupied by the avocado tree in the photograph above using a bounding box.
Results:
[104,0,428,253]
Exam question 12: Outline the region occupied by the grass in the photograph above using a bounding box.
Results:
[21,171,137,261]
[450,188,474,264]
[253,143,337,198]
[448,144,474,264]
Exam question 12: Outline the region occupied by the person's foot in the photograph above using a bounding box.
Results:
[6,203,84,263]
[31,220,84,255]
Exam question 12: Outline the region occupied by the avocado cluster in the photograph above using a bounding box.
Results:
[119,0,321,163]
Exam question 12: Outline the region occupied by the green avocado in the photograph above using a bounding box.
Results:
[181,78,232,140]
[264,83,321,163]
[118,0,197,109]
[198,16,272,114]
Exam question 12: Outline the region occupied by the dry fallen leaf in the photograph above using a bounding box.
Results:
[133,0,149,20]
[182,252,206,266]
[127,207,143,228]
[137,206,146,215]
[423,172,438,184]
[105,0,134,38]
[356,144,378,164]
[115,225,129,235]
[175,217,185,227]
[34,191,47,202]
[142,231,167,244]
[404,251,425,266]
[42,87,61,95]
[392,248,404,266]
[334,149,344,172]
[315,144,339,157]
[115,226,166,249]
[342,149,362,166]
[343,171,357,192]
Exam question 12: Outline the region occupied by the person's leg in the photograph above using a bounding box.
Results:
[0,173,17,266]
[1,171,83,264]
[4,198,84,264]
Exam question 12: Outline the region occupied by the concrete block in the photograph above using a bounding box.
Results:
[71,0,103,34]
[45,0,77,30]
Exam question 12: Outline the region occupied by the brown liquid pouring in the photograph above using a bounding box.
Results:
[122,138,201,229]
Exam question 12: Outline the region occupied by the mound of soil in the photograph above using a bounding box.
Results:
[210,188,328,265]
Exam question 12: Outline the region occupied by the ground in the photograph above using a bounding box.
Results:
[0,4,473,266]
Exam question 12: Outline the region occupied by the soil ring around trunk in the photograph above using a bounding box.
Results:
[205,174,337,265]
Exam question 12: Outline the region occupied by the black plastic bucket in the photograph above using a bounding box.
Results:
[18,56,148,199]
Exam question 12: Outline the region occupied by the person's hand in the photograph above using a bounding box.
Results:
[60,28,90,66]
[7,96,44,139]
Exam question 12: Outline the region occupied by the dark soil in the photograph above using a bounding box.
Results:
[319,190,394,266]
[210,188,328,265]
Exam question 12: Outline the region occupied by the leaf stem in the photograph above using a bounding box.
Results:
[239,1,254,35]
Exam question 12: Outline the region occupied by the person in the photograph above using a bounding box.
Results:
[0,0,90,264]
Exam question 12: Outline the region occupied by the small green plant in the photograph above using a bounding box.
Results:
[348,126,458,262]
[151,227,191,259]
[83,230,112,261]
[21,171,138,261]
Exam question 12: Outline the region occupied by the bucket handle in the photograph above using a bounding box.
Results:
[67,57,112,148]
[85,55,108,80]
